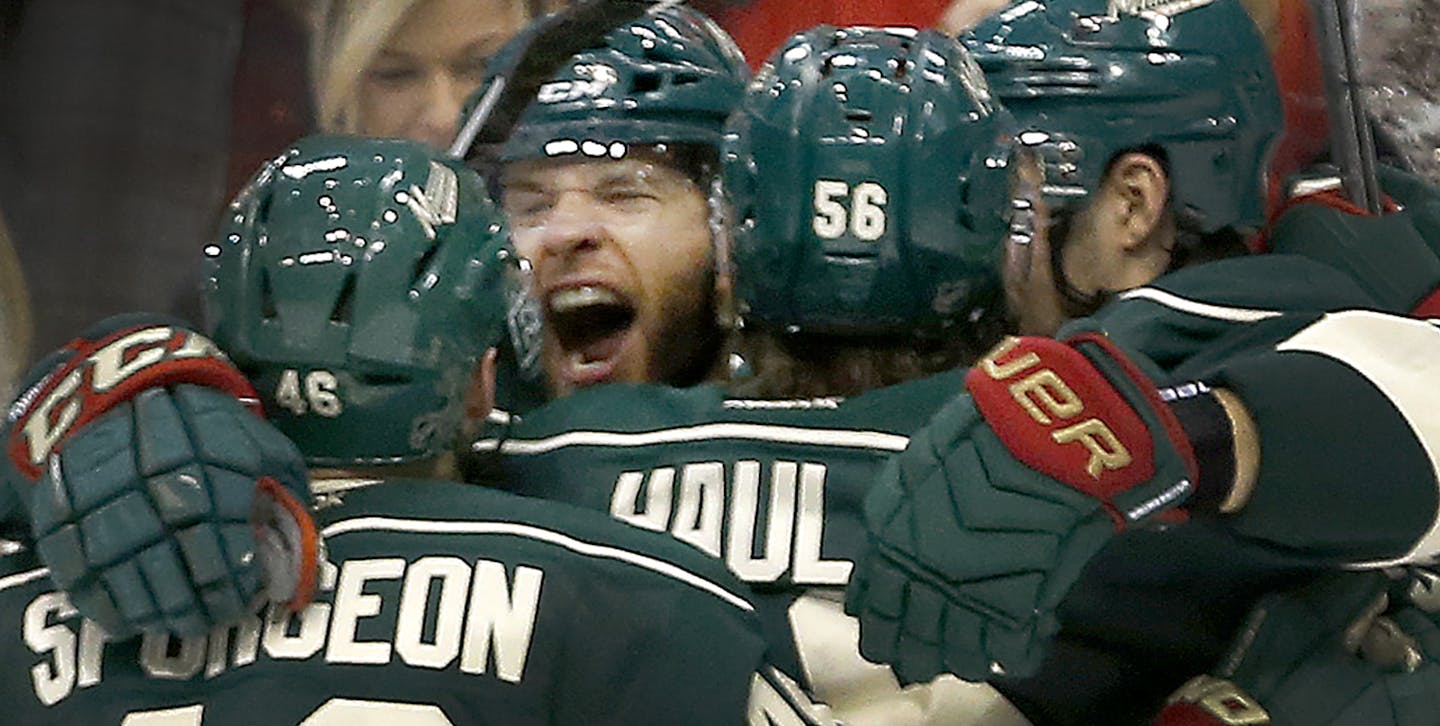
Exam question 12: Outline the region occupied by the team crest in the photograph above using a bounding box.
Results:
[400,161,460,241]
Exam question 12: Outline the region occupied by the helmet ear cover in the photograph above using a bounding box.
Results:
[204,134,514,466]
[725,26,1019,340]
[964,0,1284,235]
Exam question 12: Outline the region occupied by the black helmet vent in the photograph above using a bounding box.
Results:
[330,272,357,324]
[260,268,278,320]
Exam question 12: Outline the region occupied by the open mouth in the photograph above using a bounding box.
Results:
[545,284,637,386]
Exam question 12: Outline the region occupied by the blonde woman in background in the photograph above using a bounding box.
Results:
[308,0,558,149]
[0,206,32,404]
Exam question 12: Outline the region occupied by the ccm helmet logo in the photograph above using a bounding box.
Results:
[979,337,1132,478]
[536,64,618,104]
[967,336,1156,500]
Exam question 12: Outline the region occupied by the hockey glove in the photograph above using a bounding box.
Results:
[1157,569,1440,726]
[4,314,317,637]
[846,333,1200,684]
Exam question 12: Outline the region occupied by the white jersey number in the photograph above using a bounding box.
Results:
[122,698,453,725]
[274,369,343,418]
[812,181,888,242]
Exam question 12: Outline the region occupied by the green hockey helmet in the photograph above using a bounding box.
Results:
[725,26,1019,338]
[463,3,748,163]
[203,134,513,466]
[963,0,1283,233]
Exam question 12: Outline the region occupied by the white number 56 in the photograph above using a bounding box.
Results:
[812,180,888,242]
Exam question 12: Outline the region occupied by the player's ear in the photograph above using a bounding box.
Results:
[465,348,498,421]
[1103,152,1171,253]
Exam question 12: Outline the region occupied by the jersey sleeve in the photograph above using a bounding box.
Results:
[1267,190,1440,315]
[1080,254,1376,371]
[1199,310,1440,566]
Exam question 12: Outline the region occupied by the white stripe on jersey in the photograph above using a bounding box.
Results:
[0,566,48,593]
[322,516,757,612]
[472,422,910,455]
[1118,287,1287,323]
[1274,310,1440,567]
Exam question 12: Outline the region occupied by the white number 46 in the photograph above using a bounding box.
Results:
[274,369,343,418]
[812,180,887,242]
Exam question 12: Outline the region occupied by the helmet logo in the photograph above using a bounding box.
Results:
[952,50,996,114]
[398,162,459,241]
[536,64,619,104]
[506,256,545,379]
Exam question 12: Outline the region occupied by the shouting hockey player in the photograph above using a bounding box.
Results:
[475,26,1038,725]
[0,135,809,725]
[465,2,749,399]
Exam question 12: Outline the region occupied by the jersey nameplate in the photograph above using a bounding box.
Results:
[22,555,545,706]
[611,459,853,586]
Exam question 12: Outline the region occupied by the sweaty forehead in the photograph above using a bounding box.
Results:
[500,152,692,194]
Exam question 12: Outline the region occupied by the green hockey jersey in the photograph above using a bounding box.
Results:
[995,261,1440,724]
[476,370,978,719]
[476,252,1440,725]
[0,478,792,725]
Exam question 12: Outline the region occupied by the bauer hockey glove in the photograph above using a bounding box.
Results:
[846,331,1222,684]
[3,314,318,637]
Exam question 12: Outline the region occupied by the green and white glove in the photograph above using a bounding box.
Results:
[845,332,1203,684]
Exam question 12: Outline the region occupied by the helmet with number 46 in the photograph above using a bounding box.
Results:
[724,26,1019,339]
[203,134,513,466]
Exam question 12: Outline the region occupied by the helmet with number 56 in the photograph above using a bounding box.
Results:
[724,26,1019,340]
[203,134,514,466]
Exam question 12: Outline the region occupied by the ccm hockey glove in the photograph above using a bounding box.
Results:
[846,332,1206,684]
[3,314,317,637]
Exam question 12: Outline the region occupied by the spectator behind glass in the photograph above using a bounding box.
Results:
[309,0,546,149]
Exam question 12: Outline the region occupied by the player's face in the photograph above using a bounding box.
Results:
[502,151,719,397]
[356,0,525,150]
